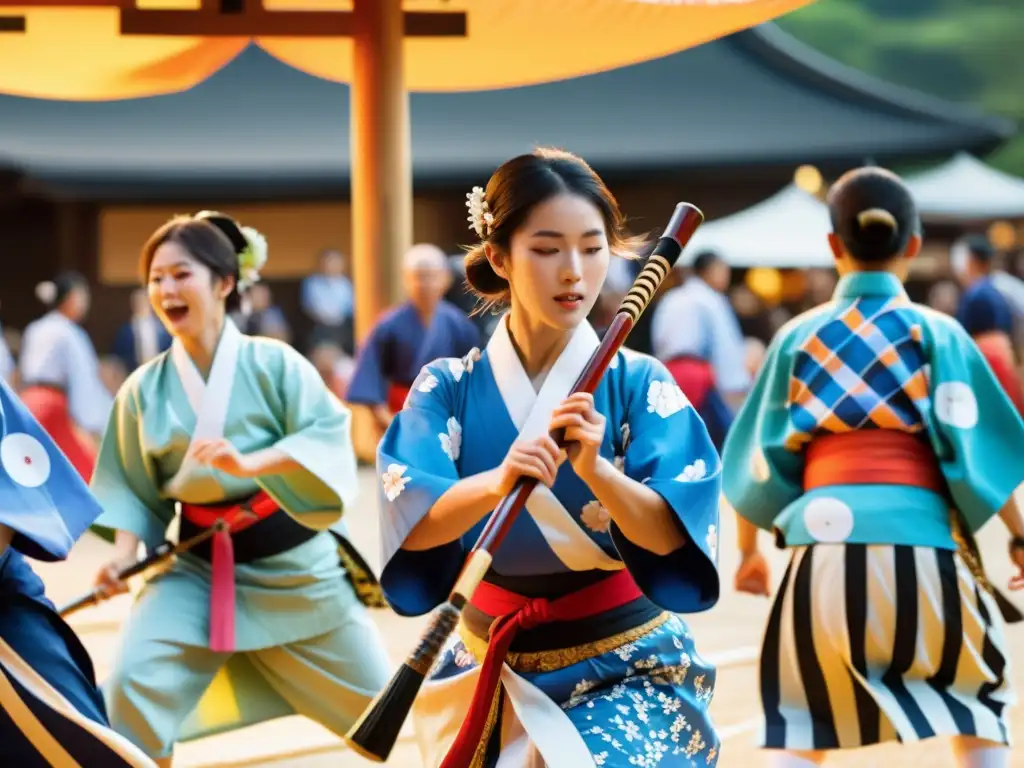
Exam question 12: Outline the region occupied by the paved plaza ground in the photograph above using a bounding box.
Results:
[35,467,1023,767]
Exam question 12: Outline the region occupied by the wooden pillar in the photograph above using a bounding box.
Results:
[350,0,411,461]
[350,0,411,345]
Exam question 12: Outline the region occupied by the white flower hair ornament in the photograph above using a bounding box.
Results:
[34,281,57,305]
[237,226,268,291]
[466,186,494,239]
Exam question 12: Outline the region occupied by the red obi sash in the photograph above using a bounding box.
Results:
[803,431,945,494]
[179,490,279,652]
[664,357,715,411]
[440,569,643,768]
[387,383,412,414]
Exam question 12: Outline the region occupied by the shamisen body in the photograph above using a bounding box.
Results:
[376,149,723,767]
[89,211,391,767]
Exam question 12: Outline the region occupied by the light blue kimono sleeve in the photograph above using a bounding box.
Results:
[91,383,176,551]
[610,356,722,614]
[0,379,105,561]
[720,332,804,532]
[256,343,361,531]
[377,362,464,616]
[924,316,1024,533]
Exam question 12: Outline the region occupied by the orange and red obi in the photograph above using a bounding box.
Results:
[803,430,944,494]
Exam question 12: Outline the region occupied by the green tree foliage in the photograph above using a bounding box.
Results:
[778,0,1024,174]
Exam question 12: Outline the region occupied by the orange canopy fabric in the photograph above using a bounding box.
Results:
[0,9,247,99]
[261,0,818,92]
[0,0,815,100]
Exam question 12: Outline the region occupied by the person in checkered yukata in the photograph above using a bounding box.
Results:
[720,166,1024,768]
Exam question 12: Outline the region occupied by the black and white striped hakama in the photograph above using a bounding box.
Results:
[758,544,1014,751]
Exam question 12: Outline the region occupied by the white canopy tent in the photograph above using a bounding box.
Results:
[678,184,834,269]
[904,152,1024,223]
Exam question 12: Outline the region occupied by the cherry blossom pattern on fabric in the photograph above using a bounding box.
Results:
[647,380,689,419]
[581,500,612,533]
[448,348,481,383]
[381,463,410,502]
[439,417,462,461]
[417,372,439,393]
[676,459,707,482]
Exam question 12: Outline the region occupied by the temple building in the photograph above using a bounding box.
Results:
[0,22,1012,346]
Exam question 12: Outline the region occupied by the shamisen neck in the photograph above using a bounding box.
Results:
[505,309,576,390]
[179,314,228,380]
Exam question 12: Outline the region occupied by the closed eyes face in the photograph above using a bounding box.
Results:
[497,193,611,331]
[147,240,230,339]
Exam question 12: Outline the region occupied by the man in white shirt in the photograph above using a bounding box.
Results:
[650,251,750,448]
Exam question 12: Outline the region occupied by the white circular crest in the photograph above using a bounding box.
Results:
[934,381,979,430]
[802,497,854,544]
[1,433,51,487]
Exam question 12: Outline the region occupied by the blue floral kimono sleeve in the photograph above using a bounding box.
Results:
[720,333,804,532]
[611,356,722,613]
[377,362,464,616]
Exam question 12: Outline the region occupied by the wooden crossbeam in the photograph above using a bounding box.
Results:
[0,0,128,6]
[0,15,26,31]
[0,1,466,37]
[119,9,466,36]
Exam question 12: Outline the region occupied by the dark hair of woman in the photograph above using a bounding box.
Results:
[962,233,995,264]
[139,210,247,312]
[34,270,89,308]
[826,166,919,265]
[463,147,645,312]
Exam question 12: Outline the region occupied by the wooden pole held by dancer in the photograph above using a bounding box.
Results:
[343,202,704,763]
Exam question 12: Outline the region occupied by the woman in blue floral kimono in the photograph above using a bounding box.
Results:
[376,148,722,767]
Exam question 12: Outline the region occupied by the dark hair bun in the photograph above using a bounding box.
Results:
[827,167,918,264]
[194,210,248,256]
[856,208,897,232]
[854,207,899,250]
[463,245,509,298]
[35,270,87,307]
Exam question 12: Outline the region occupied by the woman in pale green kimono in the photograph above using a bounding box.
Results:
[89,211,392,766]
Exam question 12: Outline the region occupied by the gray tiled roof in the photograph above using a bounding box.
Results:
[0,24,1012,199]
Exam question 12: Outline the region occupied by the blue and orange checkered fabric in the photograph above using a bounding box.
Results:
[785,297,931,450]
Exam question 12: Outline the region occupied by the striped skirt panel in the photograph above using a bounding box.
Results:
[758,544,1014,751]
